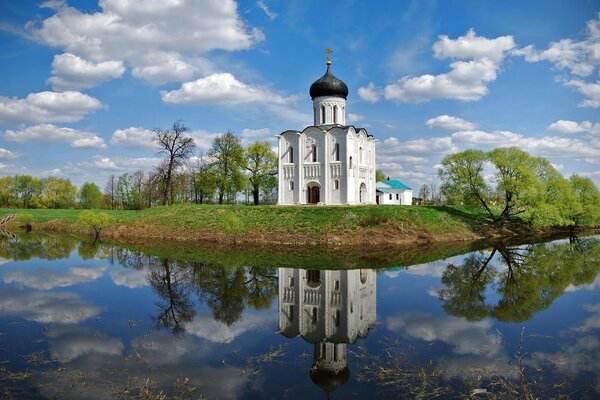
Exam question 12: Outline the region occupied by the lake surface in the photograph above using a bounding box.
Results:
[0,233,599,399]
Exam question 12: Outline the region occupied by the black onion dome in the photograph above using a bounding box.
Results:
[309,66,349,99]
[309,367,350,395]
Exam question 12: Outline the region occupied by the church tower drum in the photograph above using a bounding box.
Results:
[310,48,348,125]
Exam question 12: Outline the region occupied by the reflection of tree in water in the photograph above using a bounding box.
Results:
[0,234,78,261]
[148,259,196,335]
[439,237,600,322]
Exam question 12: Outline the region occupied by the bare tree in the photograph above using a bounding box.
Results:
[419,184,431,204]
[152,120,196,205]
[104,175,116,210]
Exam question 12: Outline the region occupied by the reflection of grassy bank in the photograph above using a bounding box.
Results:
[1,204,589,249]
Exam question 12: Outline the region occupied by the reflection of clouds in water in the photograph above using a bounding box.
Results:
[566,273,600,292]
[109,267,148,288]
[187,313,276,343]
[48,325,124,362]
[385,257,467,279]
[33,330,251,400]
[427,286,440,297]
[3,265,106,289]
[386,312,502,356]
[582,303,600,329]
[0,287,99,323]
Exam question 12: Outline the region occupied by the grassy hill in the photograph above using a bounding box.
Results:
[0,204,534,248]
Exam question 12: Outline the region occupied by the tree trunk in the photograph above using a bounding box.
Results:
[253,187,260,206]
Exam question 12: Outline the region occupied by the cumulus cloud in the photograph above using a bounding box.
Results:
[384,29,515,103]
[347,113,364,123]
[257,0,277,20]
[3,265,106,290]
[160,73,296,105]
[0,286,99,323]
[4,124,106,149]
[548,119,600,135]
[47,53,125,91]
[0,148,17,159]
[358,82,382,103]
[0,91,103,124]
[110,127,156,150]
[426,115,476,131]
[514,13,600,107]
[28,0,263,87]
[240,127,272,145]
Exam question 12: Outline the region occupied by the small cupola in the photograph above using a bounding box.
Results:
[311,49,348,125]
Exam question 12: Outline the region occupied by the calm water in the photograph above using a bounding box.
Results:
[0,233,599,399]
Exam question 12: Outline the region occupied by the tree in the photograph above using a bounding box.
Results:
[77,210,114,241]
[39,177,77,209]
[153,120,196,205]
[418,184,431,204]
[104,175,117,210]
[209,131,246,204]
[245,141,277,205]
[439,149,492,216]
[10,175,42,209]
[569,175,600,226]
[375,169,386,182]
[0,176,14,207]
[78,182,103,209]
[189,153,217,204]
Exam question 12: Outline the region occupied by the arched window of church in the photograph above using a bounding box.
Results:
[307,270,321,287]
[359,147,363,164]
[288,146,293,163]
[334,180,339,190]
[333,105,338,124]
[321,106,326,124]
[349,156,353,169]
[289,181,294,191]
[312,145,317,162]
[334,143,340,161]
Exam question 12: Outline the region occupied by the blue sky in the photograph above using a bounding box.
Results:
[1,0,599,190]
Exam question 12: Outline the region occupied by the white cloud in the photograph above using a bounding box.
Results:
[0,148,17,159]
[4,124,106,149]
[0,286,99,324]
[452,130,521,146]
[426,115,476,131]
[240,128,272,145]
[384,29,515,103]
[161,73,296,105]
[28,0,263,87]
[565,79,600,108]
[433,28,516,62]
[47,53,125,91]
[347,113,364,123]
[0,91,103,124]
[378,137,456,162]
[257,0,277,20]
[3,266,106,290]
[514,12,600,77]
[110,126,156,150]
[548,119,600,135]
[358,82,381,103]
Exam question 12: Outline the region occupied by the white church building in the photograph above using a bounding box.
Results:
[277,52,377,205]
[278,268,376,395]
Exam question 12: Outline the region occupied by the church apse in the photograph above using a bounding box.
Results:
[278,268,377,396]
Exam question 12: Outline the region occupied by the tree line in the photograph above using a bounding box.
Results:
[0,121,277,210]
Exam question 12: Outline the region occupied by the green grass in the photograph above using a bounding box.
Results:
[0,204,491,242]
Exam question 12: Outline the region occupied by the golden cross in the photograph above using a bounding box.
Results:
[325,48,333,65]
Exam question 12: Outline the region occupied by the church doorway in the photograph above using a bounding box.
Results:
[307,183,320,204]
[359,183,367,204]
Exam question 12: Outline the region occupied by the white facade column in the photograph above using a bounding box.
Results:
[323,130,329,204]
[277,135,284,204]
[298,135,305,204]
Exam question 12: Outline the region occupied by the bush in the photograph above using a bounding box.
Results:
[359,209,391,227]
[77,210,114,240]
[223,212,245,244]
[17,213,34,232]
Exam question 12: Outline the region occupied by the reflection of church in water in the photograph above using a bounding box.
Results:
[278,268,376,396]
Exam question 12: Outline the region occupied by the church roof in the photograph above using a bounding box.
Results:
[377,180,413,191]
[279,125,374,138]
[309,65,349,99]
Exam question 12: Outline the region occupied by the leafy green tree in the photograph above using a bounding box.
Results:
[439,149,492,216]
[78,182,103,209]
[375,169,386,182]
[0,176,15,207]
[10,175,42,208]
[569,175,600,226]
[245,141,277,205]
[40,177,77,209]
[77,210,114,241]
[209,131,246,204]
[189,153,217,204]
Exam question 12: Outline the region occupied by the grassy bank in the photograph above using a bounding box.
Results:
[0,204,546,248]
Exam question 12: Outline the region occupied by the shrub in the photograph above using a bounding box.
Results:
[359,209,391,227]
[17,213,34,232]
[77,210,114,240]
[223,212,245,244]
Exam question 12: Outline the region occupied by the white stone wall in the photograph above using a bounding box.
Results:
[313,96,346,125]
[377,189,413,205]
